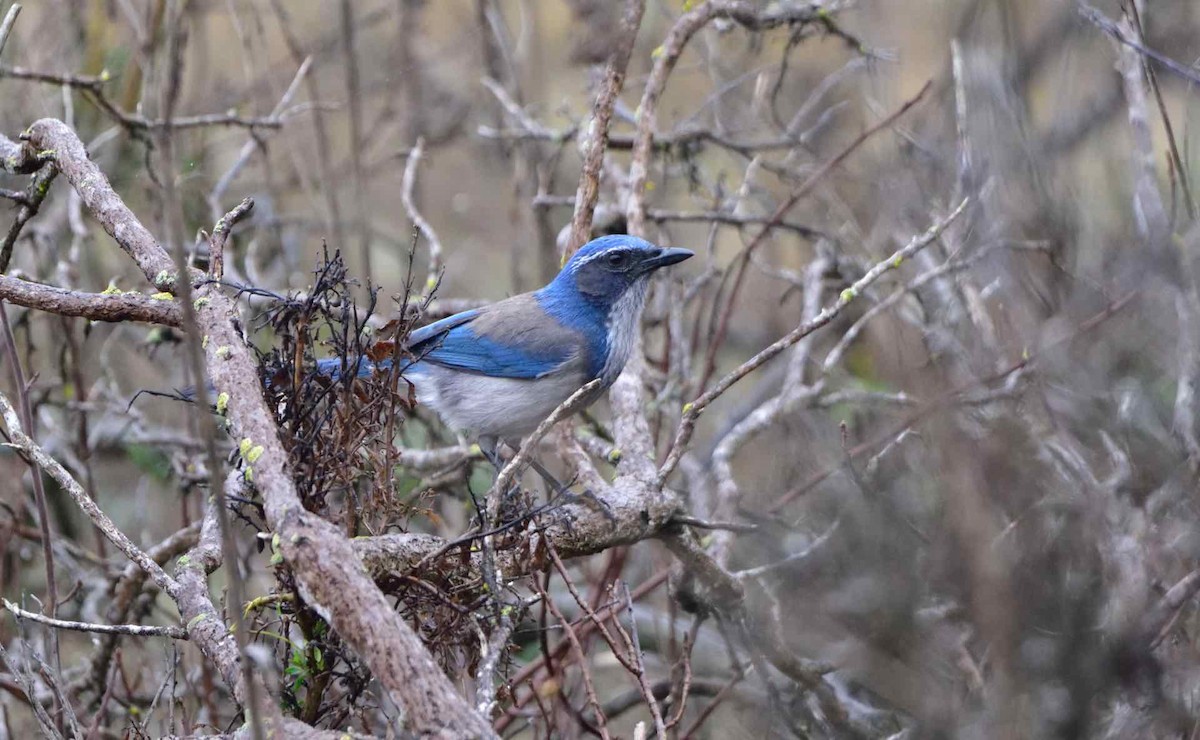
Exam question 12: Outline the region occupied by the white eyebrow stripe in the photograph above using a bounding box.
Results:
[570,251,608,271]
[570,247,646,272]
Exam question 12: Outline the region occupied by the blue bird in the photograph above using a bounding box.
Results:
[319,234,692,468]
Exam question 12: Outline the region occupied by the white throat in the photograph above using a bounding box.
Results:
[599,279,649,386]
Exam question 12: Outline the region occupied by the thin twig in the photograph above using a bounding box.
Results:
[0,299,60,706]
[209,197,254,282]
[534,576,612,740]
[1112,10,1169,246]
[0,4,21,55]
[208,55,312,221]
[269,0,345,251]
[658,198,969,485]
[158,6,266,733]
[401,138,444,300]
[494,569,672,732]
[0,65,291,131]
[626,0,830,236]
[547,545,638,674]
[0,640,61,740]
[85,647,120,740]
[671,515,759,533]
[536,195,828,239]
[2,600,187,639]
[1127,3,1195,220]
[0,391,175,590]
[617,582,667,738]
[0,161,56,273]
[696,80,932,391]
[340,0,371,278]
[1077,2,1200,86]
[565,0,645,255]
[491,379,604,498]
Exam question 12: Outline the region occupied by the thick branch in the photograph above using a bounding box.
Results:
[355,470,681,588]
[0,275,182,325]
[172,480,252,705]
[15,118,495,738]
[23,119,179,286]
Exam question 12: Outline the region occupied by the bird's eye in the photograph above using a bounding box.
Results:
[605,251,629,268]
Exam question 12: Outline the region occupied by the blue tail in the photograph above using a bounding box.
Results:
[176,354,406,403]
[315,355,378,380]
[314,355,415,381]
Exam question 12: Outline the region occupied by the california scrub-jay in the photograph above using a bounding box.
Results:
[319,234,693,468]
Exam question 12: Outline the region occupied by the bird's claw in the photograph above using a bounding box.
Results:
[558,486,617,526]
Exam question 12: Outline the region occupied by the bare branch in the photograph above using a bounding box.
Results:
[0,160,55,273]
[565,0,645,256]
[2,599,187,639]
[0,4,21,55]
[0,391,175,590]
[0,640,60,740]
[208,197,255,282]
[0,66,292,131]
[401,138,444,299]
[1078,2,1200,86]
[21,119,179,286]
[14,117,496,738]
[491,379,604,496]
[534,576,612,739]
[627,0,829,235]
[209,56,313,221]
[658,198,970,485]
[0,274,182,326]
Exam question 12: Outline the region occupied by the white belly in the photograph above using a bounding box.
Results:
[408,364,590,445]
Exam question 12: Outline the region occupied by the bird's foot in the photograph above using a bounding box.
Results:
[556,486,617,526]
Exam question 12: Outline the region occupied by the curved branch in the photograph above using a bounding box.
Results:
[23,119,178,287]
[626,0,827,235]
[355,470,681,589]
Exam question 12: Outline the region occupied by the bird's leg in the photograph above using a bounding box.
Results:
[525,456,616,525]
[480,445,507,474]
[486,439,615,525]
[478,436,519,496]
[525,457,570,497]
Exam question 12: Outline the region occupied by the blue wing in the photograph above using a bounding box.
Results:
[408,307,571,379]
[313,311,485,380]
[314,299,576,381]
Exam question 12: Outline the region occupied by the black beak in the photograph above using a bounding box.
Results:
[640,247,694,273]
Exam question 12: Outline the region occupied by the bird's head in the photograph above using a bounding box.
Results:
[550,234,693,308]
